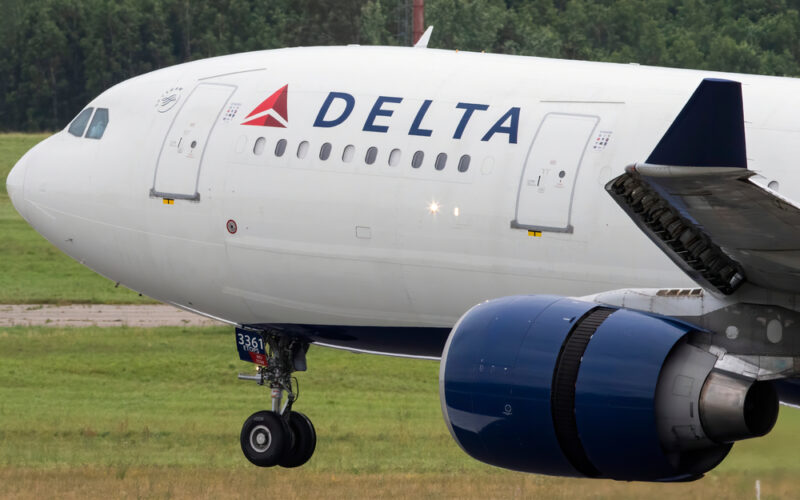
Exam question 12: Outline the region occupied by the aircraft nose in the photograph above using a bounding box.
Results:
[6,152,28,219]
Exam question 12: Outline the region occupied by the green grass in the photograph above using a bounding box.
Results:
[0,325,799,498]
[0,133,154,304]
[0,325,458,471]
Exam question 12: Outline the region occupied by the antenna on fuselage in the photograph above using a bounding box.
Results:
[414,26,433,48]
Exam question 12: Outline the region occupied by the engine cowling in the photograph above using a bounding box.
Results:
[439,296,779,482]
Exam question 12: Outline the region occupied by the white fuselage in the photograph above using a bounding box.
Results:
[8,46,800,335]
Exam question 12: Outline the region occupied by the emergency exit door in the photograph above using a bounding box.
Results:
[511,113,598,233]
[151,83,235,200]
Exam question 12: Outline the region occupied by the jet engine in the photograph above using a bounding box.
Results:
[439,296,778,481]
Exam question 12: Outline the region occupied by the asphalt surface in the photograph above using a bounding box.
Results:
[0,304,225,328]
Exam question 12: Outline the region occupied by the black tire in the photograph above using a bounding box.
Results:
[279,411,317,468]
[240,410,289,467]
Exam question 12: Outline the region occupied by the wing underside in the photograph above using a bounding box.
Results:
[607,78,800,295]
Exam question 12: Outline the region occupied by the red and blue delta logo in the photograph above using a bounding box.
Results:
[242,84,288,128]
[241,83,522,143]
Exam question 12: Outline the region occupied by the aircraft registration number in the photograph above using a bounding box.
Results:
[236,328,268,366]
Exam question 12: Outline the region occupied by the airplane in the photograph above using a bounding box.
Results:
[7,31,800,481]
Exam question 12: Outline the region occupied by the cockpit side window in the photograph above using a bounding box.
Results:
[85,108,109,139]
[68,108,94,137]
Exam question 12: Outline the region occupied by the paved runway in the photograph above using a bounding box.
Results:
[0,304,225,328]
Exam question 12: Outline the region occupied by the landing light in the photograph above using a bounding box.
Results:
[428,201,440,214]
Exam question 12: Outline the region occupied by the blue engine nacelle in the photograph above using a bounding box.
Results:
[439,296,778,482]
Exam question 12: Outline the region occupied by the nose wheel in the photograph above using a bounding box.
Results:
[280,411,317,468]
[240,410,316,468]
[240,411,289,467]
[237,331,317,468]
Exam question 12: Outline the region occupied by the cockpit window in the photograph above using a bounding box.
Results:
[85,108,109,139]
[68,108,94,137]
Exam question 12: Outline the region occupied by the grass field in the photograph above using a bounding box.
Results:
[0,133,154,304]
[1,325,799,498]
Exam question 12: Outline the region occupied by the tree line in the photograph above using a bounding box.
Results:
[2,0,800,131]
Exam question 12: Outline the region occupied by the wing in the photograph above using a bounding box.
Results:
[607,78,800,295]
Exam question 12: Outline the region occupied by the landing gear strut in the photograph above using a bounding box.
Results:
[237,331,316,468]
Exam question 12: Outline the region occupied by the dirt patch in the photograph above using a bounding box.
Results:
[0,304,225,328]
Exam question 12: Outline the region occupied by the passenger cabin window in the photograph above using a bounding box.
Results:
[297,141,309,159]
[458,154,471,172]
[68,108,94,137]
[320,142,332,161]
[253,137,266,155]
[85,108,109,139]
[342,144,355,162]
[388,149,401,166]
[365,147,378,165]
[411,151,424,168]
[435,153,447,171]
[275,139,287,157]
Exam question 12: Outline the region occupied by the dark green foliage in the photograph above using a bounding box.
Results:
[3,0,800,131]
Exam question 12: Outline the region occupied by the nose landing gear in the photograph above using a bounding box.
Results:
[237,331,316,468]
